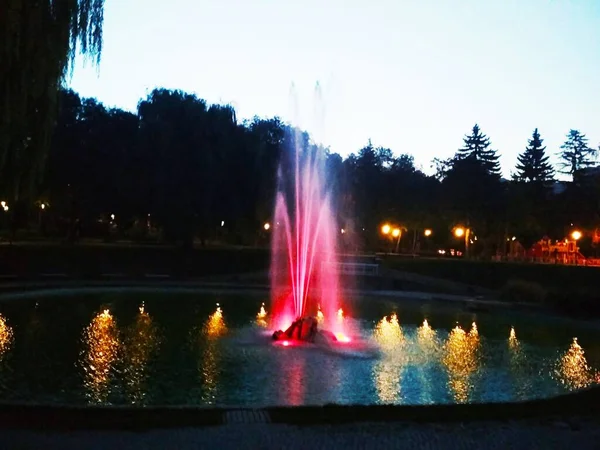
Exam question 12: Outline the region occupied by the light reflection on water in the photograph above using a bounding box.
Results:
[80,309,120,404]
[122,303,160,405]
[0,314,14,360]
[198,305,228,404]
[3,299,600,407]
[442,323,481,403]
[553,337,599,391]
[373,313,406,403]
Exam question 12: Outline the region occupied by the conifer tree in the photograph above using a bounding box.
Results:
[514,128,554,183]
[455,124,501,177]
[558,129,597,178]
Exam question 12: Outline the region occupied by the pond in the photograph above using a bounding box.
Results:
[0,287,598,407]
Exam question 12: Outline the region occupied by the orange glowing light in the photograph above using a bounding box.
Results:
[392,228,401,238]
[381,224,391,235]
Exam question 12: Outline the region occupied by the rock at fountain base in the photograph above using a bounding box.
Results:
[272,316,336,343]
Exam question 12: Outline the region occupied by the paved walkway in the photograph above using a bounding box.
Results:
[1,418,599,449]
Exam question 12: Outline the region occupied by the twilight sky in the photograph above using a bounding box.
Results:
[68,0,600,176]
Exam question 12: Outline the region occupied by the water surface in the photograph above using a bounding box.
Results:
[0,289,598,407]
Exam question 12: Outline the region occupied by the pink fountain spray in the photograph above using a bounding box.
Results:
[270,83,345,341]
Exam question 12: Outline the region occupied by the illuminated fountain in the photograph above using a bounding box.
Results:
[199,304,228,404]
[256,303,268,328]
[269,88,344,342]
[443,323,481,403]
[553,337,598,390]
[122,303,160,405]
[80,309,120,404]
[0,314,14,360]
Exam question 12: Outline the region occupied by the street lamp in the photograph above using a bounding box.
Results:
[424,229,432,237]
[453,226,470,257]
[263,222,271,231]
[381,224,391,235]
[391,227,405,253]
[571,230,582,240]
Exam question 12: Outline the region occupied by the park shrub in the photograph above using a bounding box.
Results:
[499,279,547,304]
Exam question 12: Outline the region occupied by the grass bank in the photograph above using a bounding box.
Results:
[0,244,270,278]
[383,257,600,317]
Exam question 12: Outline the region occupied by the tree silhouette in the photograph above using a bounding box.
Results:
[456,124,501,177]
[514,128,554,183]
[29,85,600,258]
[558,129,597,179]
[0,0,105,203]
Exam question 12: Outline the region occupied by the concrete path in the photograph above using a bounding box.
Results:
[1,418,599,449]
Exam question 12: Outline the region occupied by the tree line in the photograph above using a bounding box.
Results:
[1,87,599,256]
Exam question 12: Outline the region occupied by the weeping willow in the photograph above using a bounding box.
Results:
[0,0,104,202]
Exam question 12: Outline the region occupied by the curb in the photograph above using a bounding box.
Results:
[1,388,600,431]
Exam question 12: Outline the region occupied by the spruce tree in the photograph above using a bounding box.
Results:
[514,128,554,183]
[558,129,597,178]
[456,124,501,177]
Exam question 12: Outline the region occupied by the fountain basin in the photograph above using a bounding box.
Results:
[0,286,598,408]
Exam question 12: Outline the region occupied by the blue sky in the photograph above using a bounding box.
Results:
[69,0,600,176]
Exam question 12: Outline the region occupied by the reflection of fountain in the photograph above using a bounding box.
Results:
[281,356,306,405]
[80,309,120,404]
[443,323,480,403]
[554,338,597,390]
[0,314,14,360]
[0,314,14,393]
[414,319,442,363]
[373,313,406,403]
[122,303,160,405]
[506,326,533,399]
[270,105,342,333]
[199,305,227,404]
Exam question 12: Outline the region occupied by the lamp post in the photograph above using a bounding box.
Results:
[392,228,402,253]
[381,223,409,254]
[454,226,471,258]
[38,202,46,231]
